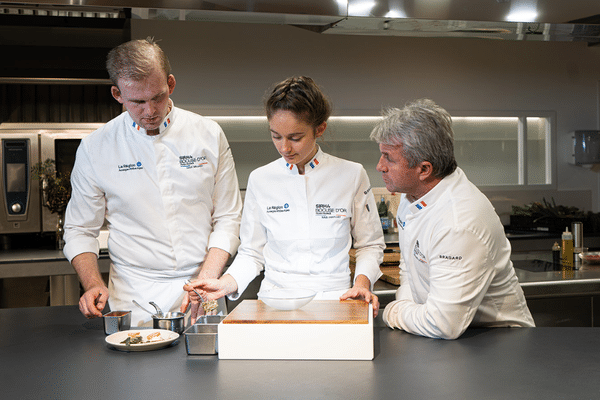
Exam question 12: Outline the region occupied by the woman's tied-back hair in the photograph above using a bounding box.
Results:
[265,76,332,129]
[106,37,171,86]
[370,98,457,179]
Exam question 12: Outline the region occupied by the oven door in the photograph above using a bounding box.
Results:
[39,124,102,233]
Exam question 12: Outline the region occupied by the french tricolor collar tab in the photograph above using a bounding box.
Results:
[285,156,320,171]
[410,200,428,213]
[131,116,172,132]
[129,100,174,136]
[284,147,323,174]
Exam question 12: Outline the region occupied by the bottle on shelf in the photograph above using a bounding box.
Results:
[561,227,574,269]
[378,196,390,233]
[552,242,560,265]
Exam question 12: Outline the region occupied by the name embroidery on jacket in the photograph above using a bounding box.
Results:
[315,203,347,219]
[439,254,463,260]
[179,155,208,169]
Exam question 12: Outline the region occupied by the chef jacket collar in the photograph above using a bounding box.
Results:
[408,167,462,214]
[127,99,175,137]
[283,145,324,175]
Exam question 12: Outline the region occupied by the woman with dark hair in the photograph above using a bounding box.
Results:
[184,76,384,318]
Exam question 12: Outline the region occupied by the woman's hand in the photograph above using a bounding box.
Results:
[339,274,380,317]
[181,275,238,324]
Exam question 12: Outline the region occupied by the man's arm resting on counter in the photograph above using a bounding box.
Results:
[71,252,108,319]
[382,230,494,340]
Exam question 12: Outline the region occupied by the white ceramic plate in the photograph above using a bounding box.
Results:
[105,329,179,352]
[258,288,316,310]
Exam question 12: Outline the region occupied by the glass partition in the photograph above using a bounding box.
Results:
[453,117,520,186]
[213,113,553,189]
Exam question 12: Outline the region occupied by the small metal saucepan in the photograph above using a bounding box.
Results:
[152,311,185,334]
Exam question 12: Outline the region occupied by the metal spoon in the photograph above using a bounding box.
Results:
[132,299,154,316]
[149,301,164,317]
[185,279,205,305]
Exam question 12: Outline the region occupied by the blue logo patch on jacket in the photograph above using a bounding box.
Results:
[118,161,143,172]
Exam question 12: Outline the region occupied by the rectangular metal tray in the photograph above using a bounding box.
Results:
[184,315,225,355]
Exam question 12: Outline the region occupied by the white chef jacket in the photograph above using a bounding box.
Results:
[382,168,535,339]
[63,104,242,326]
[226,147,384,300]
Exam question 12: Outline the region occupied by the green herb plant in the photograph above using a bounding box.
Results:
[512,197,600,232]
[31,159,71,215]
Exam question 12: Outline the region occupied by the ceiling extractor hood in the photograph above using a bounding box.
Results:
[324,0,600,44]
[1,0,599,44]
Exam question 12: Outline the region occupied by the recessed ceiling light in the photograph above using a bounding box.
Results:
[506,10,538,22]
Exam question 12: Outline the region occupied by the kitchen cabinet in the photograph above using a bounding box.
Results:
[509,249,600,327]
[525,295,598,327]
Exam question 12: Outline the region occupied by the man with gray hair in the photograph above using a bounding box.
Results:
[64,38,242,326]
[371,99,534,339]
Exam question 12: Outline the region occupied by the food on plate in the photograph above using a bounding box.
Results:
[202,299,218,313]
[120,331,165,346]
[147,331,162,341]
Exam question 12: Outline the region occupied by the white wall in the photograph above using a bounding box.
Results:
[132,19,600,220]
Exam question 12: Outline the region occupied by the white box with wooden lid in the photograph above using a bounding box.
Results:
[218,299,374,360]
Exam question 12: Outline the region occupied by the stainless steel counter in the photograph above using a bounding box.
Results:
[2,305,600,400]
[511,252,600,297]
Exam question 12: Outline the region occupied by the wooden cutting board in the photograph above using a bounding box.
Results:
[223,300,369,324]
[349,247,401,286]
[349,247,400,265]
[380,266,400,285]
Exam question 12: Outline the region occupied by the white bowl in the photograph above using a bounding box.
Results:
[258,288,316,310]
